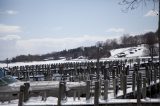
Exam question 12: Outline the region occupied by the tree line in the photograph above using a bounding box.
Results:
[6,31,158,63]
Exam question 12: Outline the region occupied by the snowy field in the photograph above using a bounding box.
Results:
[110,45,146,58]
[1,95,160,106]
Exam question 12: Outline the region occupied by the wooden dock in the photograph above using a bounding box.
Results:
[0,58,160,106]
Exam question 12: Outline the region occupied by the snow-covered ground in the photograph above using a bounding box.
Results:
[110,45,147,58]
[1,95,160,106]
[0,59,93,68]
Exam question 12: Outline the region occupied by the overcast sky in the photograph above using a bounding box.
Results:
[0,0,158,60]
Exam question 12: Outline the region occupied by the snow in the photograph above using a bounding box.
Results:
[0,99,18,106]
[1,97,160,106]
[110,45,147,58]
[0,59,93,68]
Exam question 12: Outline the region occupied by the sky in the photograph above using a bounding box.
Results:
[0,0,159,60]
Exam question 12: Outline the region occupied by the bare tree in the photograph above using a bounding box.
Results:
[145,32,158,60]
[121,34,130,47]
[119,0,158,12]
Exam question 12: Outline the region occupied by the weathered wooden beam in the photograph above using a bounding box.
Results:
[86,80,91,100]
[24,82,30,102]
[104,80,109,100]
[94,81,99,106]
[18,85,25,106]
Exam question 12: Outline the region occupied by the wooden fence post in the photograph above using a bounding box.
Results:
[142,78,146,99]
[104,80,108,100]
[18,85,25,106]
[58,82,63,106]
[94,81,99,106]
[123,75,127,98]
[137,73,141,106]
[113,77,118,97]
[73,90,76,101]
[24,82,30,102]
[120,73,123,90]
[132,72,136,97]
[145,66,149,86]
[86,80,91,100]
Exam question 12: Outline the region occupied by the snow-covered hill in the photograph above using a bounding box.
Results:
[110,45,147,58]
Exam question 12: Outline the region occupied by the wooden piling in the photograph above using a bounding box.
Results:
[137,73,141,106]
[142,78,146,99]
[58,82,64,106]
[94,81,99,106]
[132,72,136,96]
[86,80,91,100]
[113,77,118,97]
[18,85,25,106]
[73,90,76,101]
[104,80,108,100]
[24,82,30,102]
[123,75,127,98]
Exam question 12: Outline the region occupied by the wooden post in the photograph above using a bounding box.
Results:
[159,65,160,81]
[24,83,30,102]
[104,80,108,100]
[150,69,153,82]
[86,80,90,100]
[154,67,157,84]
[137,73,141,106]
[99,78,102,97]
[145,66,149,86]
[132,72,136,97]
[62,81,66,100]
[123,75,127,98]
[73,90,76,101]
[113,77,118,97]
[142,78,146,99]
[42,91,47,101]
[112,67,115,79]
[120,73,123,90]
[139,73,142,92]
[104,68,107,80]
[78,90,80,100]
[18,85,25,106]
[94,81,99,106]
[58,82,63,106]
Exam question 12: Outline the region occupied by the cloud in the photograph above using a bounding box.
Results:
[144,10,158,17]
[0,24,21,33]
[0,36,19,60]
[144,29,156,33]
[0,10,18,15]
[0,35,21,40]
[6,10,18,15]
[52,26,63,31]
[106,28,125,33]
[0,35,111,60]
[14,35,107,55]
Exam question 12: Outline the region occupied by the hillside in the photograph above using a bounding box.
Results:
[110,44,147,58]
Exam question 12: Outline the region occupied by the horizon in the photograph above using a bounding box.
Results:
[0,0,158,60]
